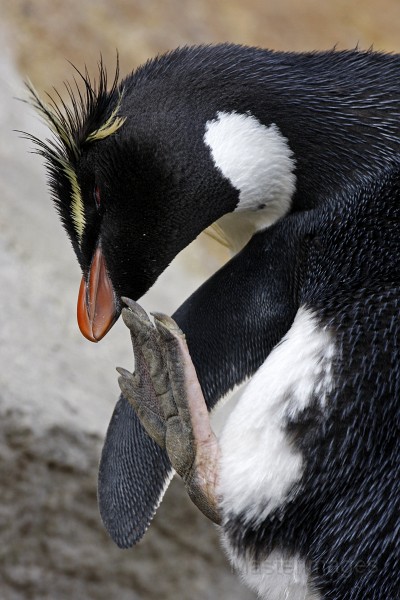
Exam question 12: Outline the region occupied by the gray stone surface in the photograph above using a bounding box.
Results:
[0,43,255,600]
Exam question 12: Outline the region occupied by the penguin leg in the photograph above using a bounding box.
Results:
[117,297,221,524]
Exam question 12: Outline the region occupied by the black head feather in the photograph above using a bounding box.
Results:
[23,59,125,255]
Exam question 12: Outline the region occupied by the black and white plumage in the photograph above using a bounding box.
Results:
[27,44,400,599]
[212,170,400,598]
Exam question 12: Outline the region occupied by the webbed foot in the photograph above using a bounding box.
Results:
[117,297,221,524]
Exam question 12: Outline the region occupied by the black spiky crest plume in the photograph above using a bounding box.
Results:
[23,58,125,244]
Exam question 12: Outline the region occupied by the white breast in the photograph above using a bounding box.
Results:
[217,307,333,599]
[218,306,335,525]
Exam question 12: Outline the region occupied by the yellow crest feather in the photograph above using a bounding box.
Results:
[86,99,126,142]
[24,60,124,247]
[64,165,85,243]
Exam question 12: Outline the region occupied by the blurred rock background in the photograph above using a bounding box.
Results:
[0,1,399,599]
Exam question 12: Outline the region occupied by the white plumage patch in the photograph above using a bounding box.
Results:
[218,307,335,526]
[223,544,321,600]
[204,111,296,251]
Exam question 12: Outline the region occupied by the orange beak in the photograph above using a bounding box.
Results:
[77,245,118,342]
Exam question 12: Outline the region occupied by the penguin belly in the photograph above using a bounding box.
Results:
[217,306,333,600]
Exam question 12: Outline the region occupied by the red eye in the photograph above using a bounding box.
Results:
[94,185,101,209]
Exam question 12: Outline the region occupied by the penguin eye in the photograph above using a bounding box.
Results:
[93,185,101,210]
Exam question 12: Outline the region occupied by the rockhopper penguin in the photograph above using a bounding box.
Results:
[27,44,400,599]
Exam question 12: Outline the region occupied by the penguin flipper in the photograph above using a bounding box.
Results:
[98,393,173,548]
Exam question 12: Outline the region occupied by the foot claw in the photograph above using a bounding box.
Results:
[118,375,137,401]
[116,366,138,394]
[116,366,133,379]
[121,307,155,348]
[122,306,148,330]
[152,313,184,341]
[121,296,143,312]
[122,297,151,320]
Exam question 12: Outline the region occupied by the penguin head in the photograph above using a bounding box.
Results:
[27,48,296,341]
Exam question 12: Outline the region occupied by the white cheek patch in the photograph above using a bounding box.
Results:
[204,111,296,219]
[218,307,335,527]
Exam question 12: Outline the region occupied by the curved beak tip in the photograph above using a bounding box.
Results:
[77,247,118,343]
